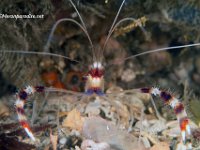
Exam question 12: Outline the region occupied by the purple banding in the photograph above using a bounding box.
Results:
[85,88,104,96]
[140,87,150,93]
[19,91,28,100]
[174,103,184,114]
[35,86,45,92]
[160,91,172,103]
[16,107,25,115]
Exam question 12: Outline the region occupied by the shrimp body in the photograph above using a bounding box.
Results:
[85,62,105,96]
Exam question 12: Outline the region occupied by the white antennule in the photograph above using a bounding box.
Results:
[44,0,96,62]
[69,0,96,62]
[102,0,126,53]
[44,18,92,51]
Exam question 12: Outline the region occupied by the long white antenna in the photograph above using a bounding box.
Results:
[44,0,96,62]
[44,18,93,53]
[1,50,84,64]
[108,43,200,66]
[102,0,126,52]
[69,0,96,61]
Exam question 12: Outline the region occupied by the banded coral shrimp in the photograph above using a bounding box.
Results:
[0,0,200,149]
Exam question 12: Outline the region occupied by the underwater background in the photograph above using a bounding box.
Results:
[0,0,200,149]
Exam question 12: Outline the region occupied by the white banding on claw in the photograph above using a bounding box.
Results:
[17,113,27,121]
[169,98,179,108]
[15,98,24,108]
[151,87,161,96]
[176,111,188,122]
[24,127,35,141]
[24,85,35,94]
[186,124,191,135]
[181,131,186,142]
